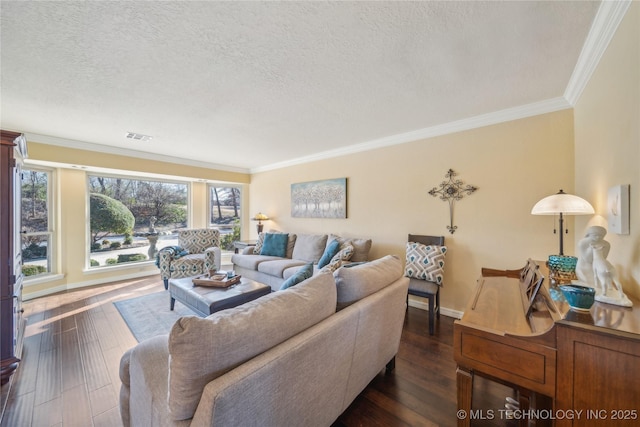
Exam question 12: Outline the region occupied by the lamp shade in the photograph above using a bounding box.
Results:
[531,189,594,257]
[253,212,270,221]
[531,190,594,215]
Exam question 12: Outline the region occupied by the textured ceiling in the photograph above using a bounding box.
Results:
[1,1,601,172]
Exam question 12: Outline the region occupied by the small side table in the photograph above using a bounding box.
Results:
[233,240,257,254]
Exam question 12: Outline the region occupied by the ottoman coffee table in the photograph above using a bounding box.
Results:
[168,276,271,317]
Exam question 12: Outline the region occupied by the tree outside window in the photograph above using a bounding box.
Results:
[88,175,188,268]
[21,168,52,277]
[209,185,242,252]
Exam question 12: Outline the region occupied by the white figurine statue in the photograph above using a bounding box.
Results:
[576,226,632,307]
[576,226,608,286]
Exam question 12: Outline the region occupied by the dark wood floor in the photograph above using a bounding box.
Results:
[2,274,518,427]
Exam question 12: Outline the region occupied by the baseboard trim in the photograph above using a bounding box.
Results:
[22,284,69,301]
[22,270,160,301]
[408,299,463,319]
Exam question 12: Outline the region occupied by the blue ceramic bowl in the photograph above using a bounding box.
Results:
[558,284,595,311]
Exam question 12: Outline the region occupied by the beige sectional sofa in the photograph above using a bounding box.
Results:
[231,232,372,291]
[119,255,408,427]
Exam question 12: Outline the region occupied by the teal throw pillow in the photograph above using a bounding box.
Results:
[280,263,314,290]
[260,233,289,257]
[317,239,341,268]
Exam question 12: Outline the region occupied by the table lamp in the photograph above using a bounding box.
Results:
[252,212,270,234]
[531,189,594,283]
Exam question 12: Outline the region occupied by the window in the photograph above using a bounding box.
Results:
[21,168,53,277]
[88,174,188,268]
[209,185,242,254]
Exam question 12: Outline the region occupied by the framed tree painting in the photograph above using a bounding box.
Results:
[291,178,347,218]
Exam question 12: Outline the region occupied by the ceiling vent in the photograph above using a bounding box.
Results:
[125,132,153,142]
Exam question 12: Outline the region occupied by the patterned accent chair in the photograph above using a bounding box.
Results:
[405,234,446,335]
[158,229,222,289]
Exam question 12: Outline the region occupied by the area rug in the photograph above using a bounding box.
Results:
[114,291,201,342]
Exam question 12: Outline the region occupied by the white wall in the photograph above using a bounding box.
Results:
[251,110,576,313]
[574,1,640,299]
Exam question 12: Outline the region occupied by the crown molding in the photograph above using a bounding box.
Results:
[26,95,572,177]
[24,132,250,174]
[564,0,632,105]
[251,97,571,173]
[254,1,633,174]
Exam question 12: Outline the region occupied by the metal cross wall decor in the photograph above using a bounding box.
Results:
[428,169,478,234]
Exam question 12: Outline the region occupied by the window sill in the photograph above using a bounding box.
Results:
[83,260,157,275]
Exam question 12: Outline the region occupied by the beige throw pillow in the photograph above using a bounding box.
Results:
[291,234,328,263]
[326,234,372,262]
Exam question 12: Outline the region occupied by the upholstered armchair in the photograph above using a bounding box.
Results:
[157,229,221,289]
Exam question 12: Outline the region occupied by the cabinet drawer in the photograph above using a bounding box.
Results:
[454,324,556,396]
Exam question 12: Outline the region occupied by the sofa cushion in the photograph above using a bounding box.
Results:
[318,239,341,268]
[343,238,372,262]
[167,272,337,420]
[231,253,283,270]
[260,233,289,257]
[257,258,307,278]
[327,234,372,262]
[404,242,447,285]
[280,263,314,290]
[334,255,403,310]
[292,234,328,263]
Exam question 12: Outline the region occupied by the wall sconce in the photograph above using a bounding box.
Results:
[531,189,594,283]
[252,212,270,234]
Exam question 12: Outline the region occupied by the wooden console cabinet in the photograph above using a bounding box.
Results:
[555,311,640,426]
[455,263,640,426]
[0,130,27,385]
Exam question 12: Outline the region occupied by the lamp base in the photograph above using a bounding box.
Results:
[256,223,264,234]
[547,255,577,285]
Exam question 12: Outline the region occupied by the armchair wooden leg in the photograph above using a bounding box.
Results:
[163,278,168,290]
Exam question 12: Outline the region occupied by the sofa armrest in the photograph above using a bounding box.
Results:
[120,347,132,387]
[119,348,133,427]
[241,246,255,255]
[123,335,171,426]
[204,247,222,271]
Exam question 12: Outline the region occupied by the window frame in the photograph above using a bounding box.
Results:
[86,171,191,270]
[21,166,56,280]
[207,183,242,256]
